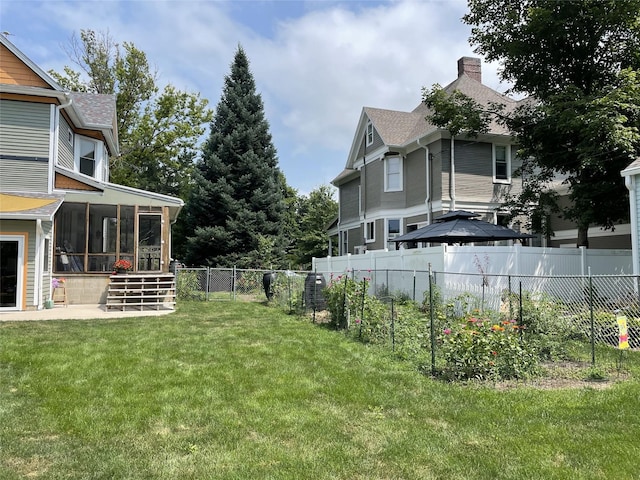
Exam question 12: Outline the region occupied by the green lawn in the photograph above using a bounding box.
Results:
[1,301,639,479]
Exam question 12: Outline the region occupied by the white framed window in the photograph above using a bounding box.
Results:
[387,218,400,250]
[365,221,375,243]
[75,136,104,181]
[366,121,374,146]
[493,144,511,183]
[384,156,403,192]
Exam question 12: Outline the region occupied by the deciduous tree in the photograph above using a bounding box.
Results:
[49,29,211,198]
[425,1,640,246]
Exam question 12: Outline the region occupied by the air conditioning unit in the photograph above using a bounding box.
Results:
[354,245,367,255]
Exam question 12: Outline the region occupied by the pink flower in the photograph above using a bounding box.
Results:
[443,328,451,335]
[355,318,362,324]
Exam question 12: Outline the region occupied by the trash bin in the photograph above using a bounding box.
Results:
[304,273,326,310]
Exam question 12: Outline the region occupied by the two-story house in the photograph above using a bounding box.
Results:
[0,35,183,311]
[331,57,527,255]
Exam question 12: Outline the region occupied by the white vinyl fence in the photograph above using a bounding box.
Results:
[313,245,631,278]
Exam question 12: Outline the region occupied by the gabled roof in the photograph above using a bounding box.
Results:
[339,61,524,179]
[363,107,426,146]
[621,157,640,177]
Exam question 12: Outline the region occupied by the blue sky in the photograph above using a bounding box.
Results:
[1,0,509,196]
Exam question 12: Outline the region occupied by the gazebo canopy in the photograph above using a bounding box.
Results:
[391,210,533,244]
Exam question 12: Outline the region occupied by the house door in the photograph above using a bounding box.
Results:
[0,236,24,310]
[137,214,162,271]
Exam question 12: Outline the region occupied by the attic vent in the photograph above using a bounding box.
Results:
[457,57,482,83]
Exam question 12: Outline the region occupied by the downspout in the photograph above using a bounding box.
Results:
[361,133,367,249]
[50,93,73,193]
[417,137,431,224]
[625,175,639,276]
[450,135,456,211]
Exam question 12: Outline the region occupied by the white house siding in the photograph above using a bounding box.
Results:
[635,178,640,242]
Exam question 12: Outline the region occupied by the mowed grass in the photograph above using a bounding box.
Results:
[1,302,639,479]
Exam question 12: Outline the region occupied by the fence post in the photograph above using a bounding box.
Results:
[391,298,395,352]
[359,276,366,338]
[287,273,292,314]
[589,267,595,365]
[206,267,211,302]
[413,270,416,303]
[508,275,513,319]
[232,266,236,301]
[429,264,436,377]
[312,268,317,323]
[519,281,523,341]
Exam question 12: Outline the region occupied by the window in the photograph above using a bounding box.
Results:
[493,144,511,183]
[387,218,400,250]
[366,121,373,146]
[365,221,375,242]
[384,156,403,191]
[75,136,105,181]
[78,138,96,177]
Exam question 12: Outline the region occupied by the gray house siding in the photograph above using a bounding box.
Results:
[428,139,443,203]
[363,159,384,209]
[339,178,360,223]
[0,158,49,192]
[0,100,50,192]
[455,141,494,201]
[347,226,362,253]
[0,100,50,158]
[406,149,426,207]
[58,115,74,169]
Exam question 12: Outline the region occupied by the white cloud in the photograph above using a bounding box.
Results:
[1,0,509,195]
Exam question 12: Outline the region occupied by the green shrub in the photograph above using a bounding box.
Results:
[440,311,539,381]
[508,291,574,360]
[324,274,369,329]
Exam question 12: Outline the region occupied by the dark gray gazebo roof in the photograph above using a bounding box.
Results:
[391,210,533,244]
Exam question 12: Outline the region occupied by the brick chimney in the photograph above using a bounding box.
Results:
[457,57,482,83]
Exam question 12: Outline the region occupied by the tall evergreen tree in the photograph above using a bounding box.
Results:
[178,46,285,268]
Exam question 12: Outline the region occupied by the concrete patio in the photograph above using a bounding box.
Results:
[0,304,175,321]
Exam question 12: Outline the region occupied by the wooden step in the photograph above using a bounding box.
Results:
[106,273,176,312]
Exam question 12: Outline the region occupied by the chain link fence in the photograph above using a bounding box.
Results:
[316,268,639,373]
[177,266,638,371]
[176,267,319,314]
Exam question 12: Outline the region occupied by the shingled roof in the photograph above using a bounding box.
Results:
[365,67,519,147]
[69,92,117,129]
